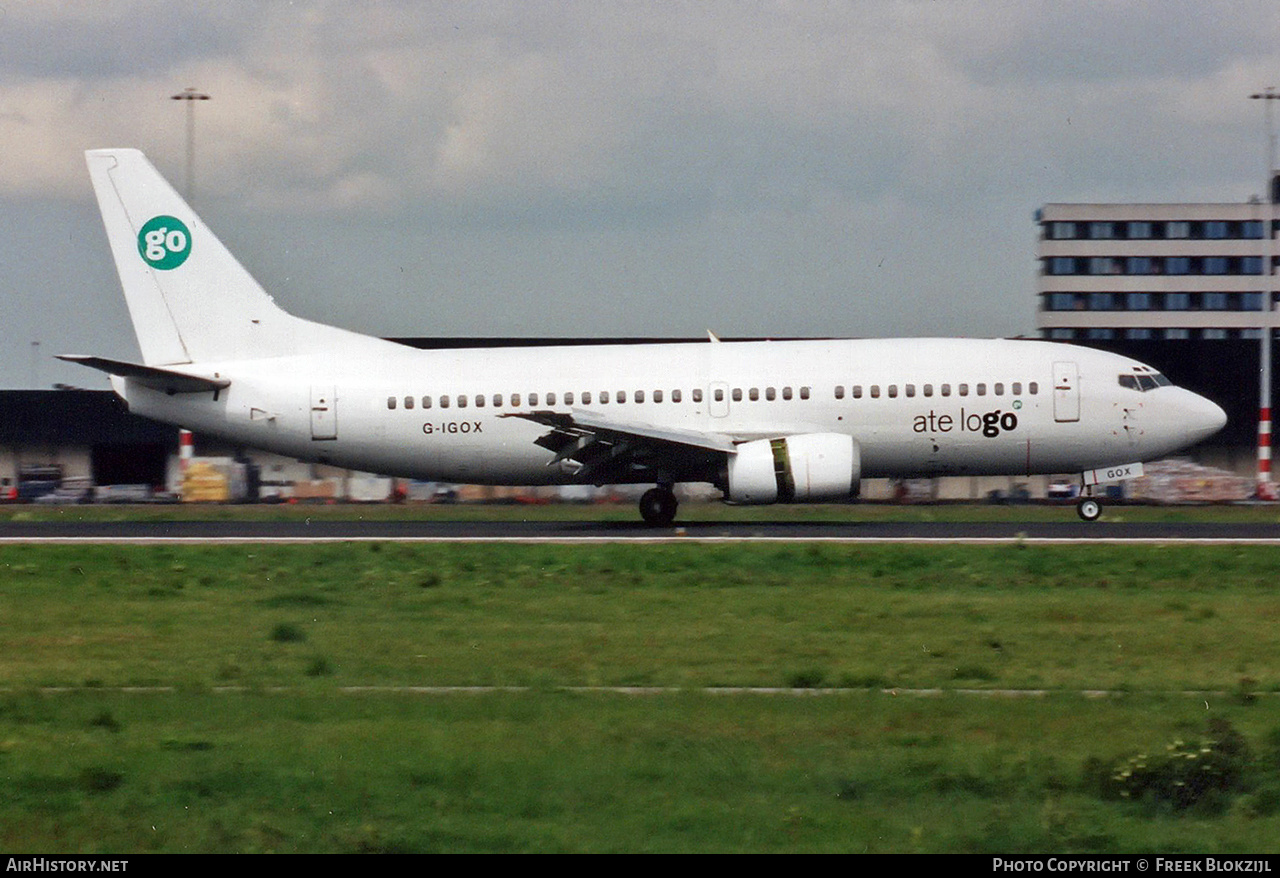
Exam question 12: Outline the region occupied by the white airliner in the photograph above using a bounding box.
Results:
[63,149,1226,523]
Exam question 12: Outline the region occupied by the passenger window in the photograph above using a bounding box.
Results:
[636,390,645,403]
[749,388,759,401]
[600,391,609,404]
[1029,382,1039,395]
[423,396,433,409]
[387,396,397,410]
[870,385,880,398]
[923,384,933,397]
[565,391,575,406]
[834,386,845,400]
[714,388,725,402]
[941,384,951,397]
[692,389,702,403]
[994,383,1004,396]
[958,383,969,397]
[475,395,485,408]
[976,383,986,396]
[905,384,916,398]
[800,386,810,400]
[732,388,742,402]
[441,395,450,409]
[852,385,862,399]
[457,395,468,408]
[582,391,592,404]
[546,392,556,406]
[1012,382,1022,395]
[616,390,626,404]
[654,390,663,403]
[404,396,415,409]
[673,389,683,403]
[887,385,898,398]
[492,394,502,407]
[782,387,793,400]
[766,387,776,401]
[511,393,521,407]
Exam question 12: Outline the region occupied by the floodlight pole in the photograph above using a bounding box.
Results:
[1250,88,1279,499]
[170,87,210,202]
[170,88,208,485]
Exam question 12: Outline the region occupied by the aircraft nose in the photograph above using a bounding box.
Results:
[1183,391,1227,446]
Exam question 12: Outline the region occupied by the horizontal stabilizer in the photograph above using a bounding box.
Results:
[57,355,230,394]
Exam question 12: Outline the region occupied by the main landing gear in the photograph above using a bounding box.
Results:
[639,486,679,526]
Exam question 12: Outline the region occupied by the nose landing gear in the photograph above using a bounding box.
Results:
[1076,495,1102,522]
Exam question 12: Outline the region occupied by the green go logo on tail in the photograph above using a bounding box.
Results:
[138,216,192,270]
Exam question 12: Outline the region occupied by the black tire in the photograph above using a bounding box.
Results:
[1076,497,1102,522]
[639,487,678,526]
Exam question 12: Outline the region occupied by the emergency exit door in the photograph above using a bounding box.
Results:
[310,386,337,440]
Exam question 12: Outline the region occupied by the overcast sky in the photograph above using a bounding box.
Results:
[2,0,1279,388]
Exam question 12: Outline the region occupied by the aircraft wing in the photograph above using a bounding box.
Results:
[57,355,230,394]
[502,409,737,483]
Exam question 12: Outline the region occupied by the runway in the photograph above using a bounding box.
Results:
[1,517,1277,543]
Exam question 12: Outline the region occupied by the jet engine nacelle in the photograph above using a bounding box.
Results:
[727,433,860,504]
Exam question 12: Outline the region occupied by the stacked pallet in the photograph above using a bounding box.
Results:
[1126,459,1253,504]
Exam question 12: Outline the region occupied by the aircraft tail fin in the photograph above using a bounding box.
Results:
[85,149,316,365]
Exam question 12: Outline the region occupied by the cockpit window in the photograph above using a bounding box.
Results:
[1119,372,1171,392]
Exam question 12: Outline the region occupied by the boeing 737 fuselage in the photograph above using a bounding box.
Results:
[64,150,1228,524]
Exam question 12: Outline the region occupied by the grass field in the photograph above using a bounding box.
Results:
[3,531,1280,852]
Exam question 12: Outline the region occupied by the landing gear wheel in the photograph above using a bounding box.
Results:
[639,487,678,527]
[1076,497,1102,522]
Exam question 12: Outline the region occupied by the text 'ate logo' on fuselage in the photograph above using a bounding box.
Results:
[137,216,191,270]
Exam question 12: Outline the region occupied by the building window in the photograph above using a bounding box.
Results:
[1050,221,1077,239]
[1203,328,1228,340]
[1088,257,1121,275]
[1127,221,1152,239]
[1126,292,1152,310]
[1243,256,1264,275]
[1046,293,1076,311]
[1166,221,1190,239]
[1166,256,1190,275]
[1202,292,1228,310]
[1243,292,1264,311]
[1048,329,1075,340]
[1165,292,1191,311]
[1086,328,1115,340]
[1126,256,1156,275]
[1244,220,1265,239]
[1089,221,1115,239]
[1204,256,1229,275]
[1048,257,1077,275]
[1088,292,1116,310]
[1125,328,1154,340]
[1205,221,1229,239]
[1165,328,1190,340]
